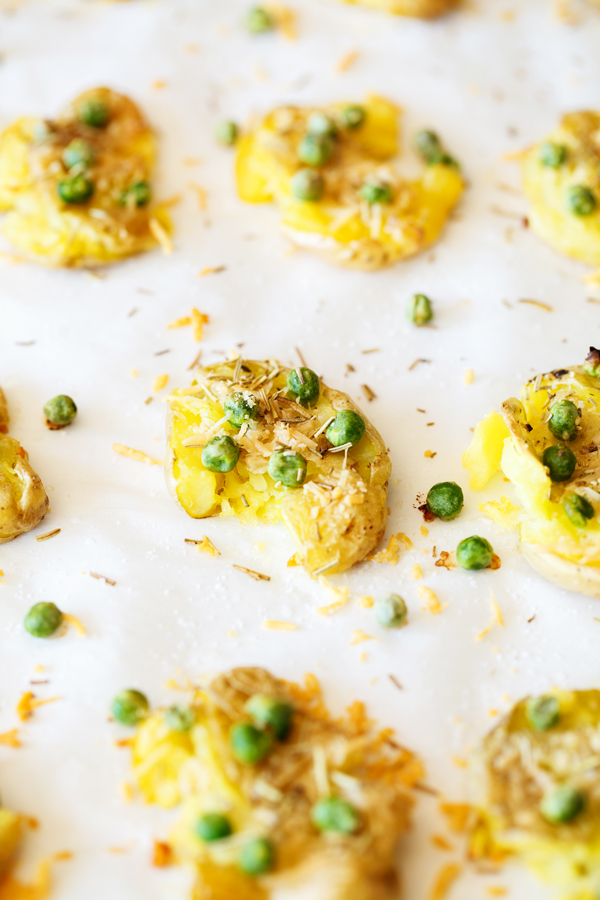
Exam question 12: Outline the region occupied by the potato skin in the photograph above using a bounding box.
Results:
[0,388,8,435]
[280,384,391,575]
[165,361,392,575]
[0,435,49,543]
[521,544,600,600]
[0,87,170,268]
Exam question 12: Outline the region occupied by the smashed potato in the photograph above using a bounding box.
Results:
[165,358,391,576]
[469,689,600,897]
[522,112,600,266]
[0,388,8,435]
[340,0,458,17]
[130,666,421,900]
[463,356,600,597]
[0,434,49,543]
[0,809,21,879]
[0,87,171,267]
[236,95,463,270]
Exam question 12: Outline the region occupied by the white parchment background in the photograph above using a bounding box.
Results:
[1,0,600,896]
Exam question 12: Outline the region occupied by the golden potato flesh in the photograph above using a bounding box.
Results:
[235,95,463,270]
[0,435,49,543]
[463,364,600,598]
[165,359,391,576]
[522,112,600,266]
[131,667,421,900]
[471,690,600,894]
[0,87,171,267]
[340,0,458,17]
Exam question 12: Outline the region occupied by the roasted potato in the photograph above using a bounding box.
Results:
[165,358,391,576]
[469,689,600,896]
[0,434,49,543]
[0,87,171,267]
[0,808,21,878]
[340,0,459,17]
[131,666,421,900]
[236,95,463,270]
[0,388,8,435]
[463,357,600,598]
[522,112,600,266]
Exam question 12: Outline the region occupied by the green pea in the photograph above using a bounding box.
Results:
[165,704,195,732]
[267,449,307,488]
[341,105,365,130]
[311,796,360,834]
[415,129,442,162]
[24,602,63,638]
[539,141,567,168]
[307,112,337,139]
[239,837,274,876]
[526,695,560,731]
[111,689,149,727]
[298,133,334,168]
[246,694,293,740]
[566,185,597,216]
[326,409,366,448]
[540,785,585,824]
[543,444,576,483]
[563,493,594,528]
[245,6,274,32]
[119,182,151,208]
[224,391,259,428]
[584,347,600,378]
[456,535,494,571]
[58,175,94,204]
[414,129,458,167]
[374,594,407,629]
[291,168,324,202]
[195,812,232,842]
[426,482,464,520]
[407,293,433,326]
[62,138,95,170]
[216,120,239,146]
[286,367,320,405]
[230,722,273,765]
[201,435,240,473]
[548,399,579,442]
[78,98,110,129]
[43,394,77,427]
[359,181,393,205]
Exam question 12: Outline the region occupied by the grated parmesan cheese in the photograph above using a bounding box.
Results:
[113,444,163,466]
[153,374,169,393]
[263,620,297,631]
[62,613,86,637]
[418,585,446,615]
[349,630,379,645]
[429,863,462,900]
